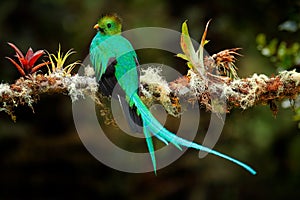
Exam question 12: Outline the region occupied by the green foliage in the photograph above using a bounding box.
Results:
[256,33,300,70]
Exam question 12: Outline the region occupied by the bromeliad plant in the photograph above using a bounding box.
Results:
[6,42,49,76]
[177,21,240,80]
[46,45,80,76]
[1,43,82,121]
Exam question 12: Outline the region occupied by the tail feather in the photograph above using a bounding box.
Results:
[132,93,256,175]
[143,123,157,175]
[118,95,143,133]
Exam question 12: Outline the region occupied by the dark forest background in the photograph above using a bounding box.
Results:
[0,0,300,199]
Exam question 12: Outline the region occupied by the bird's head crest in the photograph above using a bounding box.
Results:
[94,13,122,35]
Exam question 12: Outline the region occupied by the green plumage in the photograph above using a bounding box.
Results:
[91,33,139,97]
[89,14,256,175]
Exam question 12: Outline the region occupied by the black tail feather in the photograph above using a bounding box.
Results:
[118,95,143,133]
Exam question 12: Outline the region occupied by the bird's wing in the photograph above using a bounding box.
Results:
[90,35,115,82]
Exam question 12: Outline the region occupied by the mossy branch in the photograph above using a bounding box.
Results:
[139,65,300,117]
[1,58,300,122]
[0,71,98,121]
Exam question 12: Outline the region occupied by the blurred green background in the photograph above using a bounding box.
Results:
[1,0,300,199]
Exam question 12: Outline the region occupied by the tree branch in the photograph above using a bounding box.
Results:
[0,71,98,121]
[1,54,300,122]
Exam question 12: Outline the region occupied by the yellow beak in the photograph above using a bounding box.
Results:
[94,24,99,29]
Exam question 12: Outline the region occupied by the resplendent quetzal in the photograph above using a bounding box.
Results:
[89,13,256,175]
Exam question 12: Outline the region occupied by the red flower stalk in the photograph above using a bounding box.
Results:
[6,42,49,76]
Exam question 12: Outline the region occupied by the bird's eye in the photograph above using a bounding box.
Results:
[107,23,112,28]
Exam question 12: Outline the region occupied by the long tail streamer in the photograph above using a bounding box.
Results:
[132,93,256,175]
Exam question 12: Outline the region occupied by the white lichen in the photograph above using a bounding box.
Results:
[140,66,171,102]
[0,83,13,113]
[64,74,98,102]
[140,66,181,116]
[0,83,12,97]
[140,66,171,93]
[220,73,273,110]
[279,69,300,86]
[84,65,95,77]
[188,70,207,96]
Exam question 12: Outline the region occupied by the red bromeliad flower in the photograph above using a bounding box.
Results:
[6,42,49,76]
